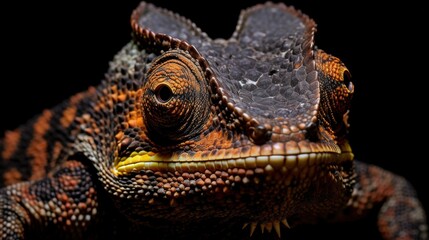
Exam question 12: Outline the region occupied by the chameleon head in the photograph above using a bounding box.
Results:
[107,1,355,234]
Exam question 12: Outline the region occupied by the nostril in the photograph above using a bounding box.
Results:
[249,125,271,145]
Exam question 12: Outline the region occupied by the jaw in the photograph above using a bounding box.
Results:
[113,140,353,175]
[108,140,355,230]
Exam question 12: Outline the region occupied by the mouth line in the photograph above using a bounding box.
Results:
[113,144,353,176]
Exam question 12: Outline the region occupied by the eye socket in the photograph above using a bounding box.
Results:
[154,84,173,103]
[343,69,354,92]
[142,49,211,145]
[343,69,352,85]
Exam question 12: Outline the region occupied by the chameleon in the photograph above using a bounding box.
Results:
[0,1,427,239]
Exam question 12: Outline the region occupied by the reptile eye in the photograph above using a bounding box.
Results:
[155,84,173,103]
[343,69,354,93]
[141,49,211,144]
[343,69,351,83]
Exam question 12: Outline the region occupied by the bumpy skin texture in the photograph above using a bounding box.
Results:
[0,2,427,240]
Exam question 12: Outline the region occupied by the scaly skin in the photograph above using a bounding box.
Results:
[0,2,427,239]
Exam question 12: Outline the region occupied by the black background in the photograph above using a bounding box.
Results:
[0,0,426,235]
